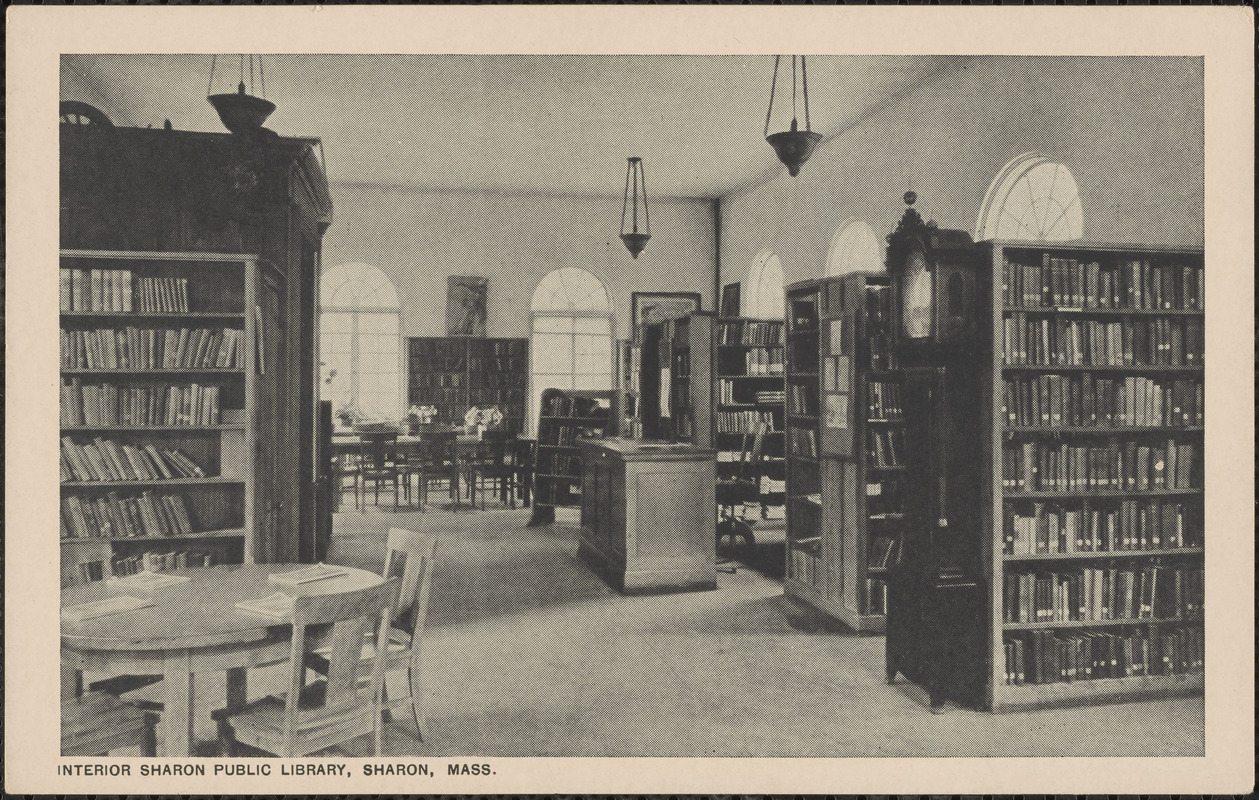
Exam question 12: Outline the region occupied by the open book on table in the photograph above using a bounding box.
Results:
[234,591,295,620]
[267,563,348,586]
[62,595,154,624]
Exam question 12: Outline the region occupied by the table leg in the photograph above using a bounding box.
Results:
[162,649,194,757]
[61,663,80,701]
[225,666,248,710]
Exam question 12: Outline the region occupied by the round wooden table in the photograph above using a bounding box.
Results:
[61,563,384,756]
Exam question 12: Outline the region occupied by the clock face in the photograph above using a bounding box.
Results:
[903,248,933,339]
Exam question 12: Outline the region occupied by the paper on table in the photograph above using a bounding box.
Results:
[107,571,191,590]
[234,591,295,620]
[61,595,154,624]
[267,563,348,585]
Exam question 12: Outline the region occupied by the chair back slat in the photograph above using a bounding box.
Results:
[285,577,399,730]
[384,528,438,641]
[359,432,398,472]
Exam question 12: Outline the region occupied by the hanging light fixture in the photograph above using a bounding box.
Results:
[620,157,651,259]
[207,54,276,135]
[764,55,821,177]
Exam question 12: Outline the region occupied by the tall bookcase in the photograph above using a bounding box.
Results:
[983,241,1205,711]
[406,337,528,434]
[527,388,616,525]
[638,311,714,448]
[782,276,905,632]
[59,250,267,586]
[714,316,785,518]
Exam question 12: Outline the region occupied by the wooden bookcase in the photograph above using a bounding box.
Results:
[616,339,643,438]
[782,275,905,633]
[527,387,616,525]
[982,241,1205,711]
[59,250,267,585]
[714,316,785,519]
[780,275,901,632]
[638,311,714,448]
[406,337,528,434]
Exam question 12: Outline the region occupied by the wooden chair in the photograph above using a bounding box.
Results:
[406,430,459,511]
[512,437,535,507]
[217,577,399,757]
[467,430,519,509]
[715,421,766,563]
[307,528,437,741]
[62,691,157,756]
[357,432,403,510]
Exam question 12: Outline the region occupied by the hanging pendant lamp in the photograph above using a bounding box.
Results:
[620,157,651,259]
[764,55,821,177]
[207,54,275,134]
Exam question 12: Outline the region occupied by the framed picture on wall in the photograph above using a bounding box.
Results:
[632,291,701,341]
[720,282,741,317]
[446,275,487,336]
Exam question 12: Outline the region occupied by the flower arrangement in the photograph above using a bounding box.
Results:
[334,402,364,427]
[464,405,504,433]
[409,405,438,425]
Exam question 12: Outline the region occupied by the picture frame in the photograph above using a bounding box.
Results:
[720,282,741,317]
[632,291,701,341]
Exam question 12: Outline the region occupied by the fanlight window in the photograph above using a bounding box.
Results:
[745,251,785,320]
[319,263,400,423]
[529,267,614,434]
[978,153,1083,242]
[826,220,883,276]
[531,266,611,313]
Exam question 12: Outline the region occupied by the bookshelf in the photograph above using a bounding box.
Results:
[527,388,616,526]
[638,311,714,448]
[59,250,262,586]
[714,316,785,520]
[781,276,905,632]
[984,241,1205,711]
[616,339,643,438]
[406,337,528,433]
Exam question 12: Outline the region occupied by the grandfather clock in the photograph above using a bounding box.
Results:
[882,192,987,712]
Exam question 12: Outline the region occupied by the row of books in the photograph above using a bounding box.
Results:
[734,348,785,376]
[468,340,528,357]
[468,371,527,388]
[110,549,216,575]
[1001,440,1198,493]
[410,389,465,406]
[468,388,525,406]
[788,547,822,585]
[61,491,197,539]
[868,535,898,570]
[61,436,206,483]
[1002,375,1203,428]
[718,319,785,346]
[867,381,903,420]
[756,390,785,404]
[787,384,816,416]
[1003,625,1203,685]
[1003,499,1200,555]
[544,395,610,419]
[409,340,469,359]
[867,429,904,468]
[1002,314,1204,367]
[61,326,242,370]
[61,380,224,427]
[672,352,692,380]
[536,451,580,477]
[61,269,198,314]
[865,286,899,372]
[467,358,526,374]
[410,372,465,388]
[716,410,777,435]
[787,426,819,458]
[1002,564,1204,624]
[1002,256,1204,311]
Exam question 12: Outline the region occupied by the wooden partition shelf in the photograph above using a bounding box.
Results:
[527,388,616,526]
[59,250,262,586]
[782,275,903,633]
[407,337,528,434]
[715,317,786,519]
[638,312,714,448]
[983,241,1205,712]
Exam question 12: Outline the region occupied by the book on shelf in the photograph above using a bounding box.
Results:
[716,410,777,434]
[61,492,196,539]
[1004,499,1198,555]
[1002,562,1203,625]
[1001,254,1204,311]
[718,319,785,346]
[1003,625,1202,686]
[61,268,135,313]
[61,594,154,624]
[788,427,818,458]
[868,536,898,570]
[1001,440,1198,493]
[787,384,817,416]
[866,429,904,467]
[1002,374,1202,428]
[60,437,207,482]
[77,559,107,583]
[60,326,242,370]
[107,570,192,590]
[267,563,349,586]
[866,381,904,420]
[60,380,223,427]
[865,578,889,615]
[234,591,295,620]
[109,549,214,575]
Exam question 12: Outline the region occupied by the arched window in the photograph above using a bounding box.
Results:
[825,220,884,276]
[977,153,1083,241]
[745,250,785,320]
[319,263,400,424]
[529,267,614,433]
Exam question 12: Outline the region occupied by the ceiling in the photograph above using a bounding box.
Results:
[64,54,962,200]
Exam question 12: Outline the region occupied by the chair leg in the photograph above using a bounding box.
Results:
[408,665,426,742]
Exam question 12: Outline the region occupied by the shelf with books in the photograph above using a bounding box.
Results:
[782,274,905,634]
[637,312,713,448]
[406,337,528,433]
[59,251,263,587]
[985,240,1205,712]
[527,388,616,525]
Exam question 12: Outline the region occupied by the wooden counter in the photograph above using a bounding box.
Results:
[578,438,716,594]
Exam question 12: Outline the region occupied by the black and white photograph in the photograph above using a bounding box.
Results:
[5,6,1254,796]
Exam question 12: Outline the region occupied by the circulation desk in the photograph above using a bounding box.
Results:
[578,438,716,594]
